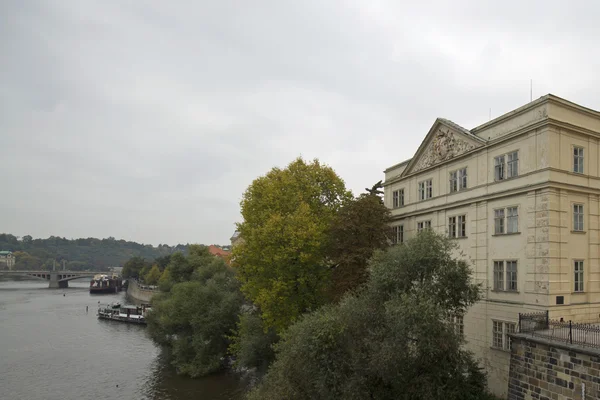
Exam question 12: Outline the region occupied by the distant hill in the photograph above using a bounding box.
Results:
[0,233,189,271]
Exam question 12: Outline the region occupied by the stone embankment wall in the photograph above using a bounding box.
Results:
[126,279,158,303]
[508,335,600,399]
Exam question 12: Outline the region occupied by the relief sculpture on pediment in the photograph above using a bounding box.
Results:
[412,129,476,172]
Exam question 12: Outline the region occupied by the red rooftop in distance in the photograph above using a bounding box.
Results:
[208,245,231,264]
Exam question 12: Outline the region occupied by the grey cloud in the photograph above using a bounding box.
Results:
[1,0,600,245]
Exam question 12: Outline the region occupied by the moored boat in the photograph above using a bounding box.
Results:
[97,303,151,325]
[90,274,122,294]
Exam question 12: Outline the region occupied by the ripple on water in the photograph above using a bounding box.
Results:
[0,279,248,400]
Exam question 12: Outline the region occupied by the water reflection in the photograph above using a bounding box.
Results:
[142,350,250,400]
[0,278,248,400]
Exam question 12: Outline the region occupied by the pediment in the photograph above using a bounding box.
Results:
[402,119,485,176]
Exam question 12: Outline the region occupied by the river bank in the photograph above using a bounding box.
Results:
[126,278,158,303]
[0,278,248,400]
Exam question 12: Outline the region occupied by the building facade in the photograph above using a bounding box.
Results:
[383,94,600,397]
[0,251,15,270]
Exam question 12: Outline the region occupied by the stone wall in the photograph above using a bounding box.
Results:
[508,334,600,399]
[126,279,157,304]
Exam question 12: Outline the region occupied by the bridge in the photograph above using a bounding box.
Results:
[0,270,107,288]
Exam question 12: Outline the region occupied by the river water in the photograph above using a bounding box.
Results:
[0,278,248,400]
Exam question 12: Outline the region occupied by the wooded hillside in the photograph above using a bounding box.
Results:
[0,233,189,271]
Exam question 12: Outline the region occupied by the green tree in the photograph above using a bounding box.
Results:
[248,230,487,400]
[229,308,278,372]
[122,256,150,279]
[327,192,392,301]
[12,251,42,270]
[158,267,173,292]
[233,158,352,332]
[144,264,162,285]
[147,253,243,377]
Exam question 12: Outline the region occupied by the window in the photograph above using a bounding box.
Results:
[493,321,516,351]
[494,207,519,234]
[494,209,505,234]
[494,260,518,291]
[492,321,503,348]
[449,171,458,193]
[451,315,464,336]
[506,261,518,291]
[448,216,456,238]
[494,155,505,181]
[417,220,431,232]
[574,146,584,174]
[449,215,466,238]
[493,261,504,291]
[459,168,467,190]
[391,225,404,245]
[494,152,519,181]
[392,189,404,208]
[458,215,466,237]
[507,207,518,233]
[449,168,468,193]
[418,179,432,201]
[573,204,584,231]
[507,151,519,178]
[574,260,584,292]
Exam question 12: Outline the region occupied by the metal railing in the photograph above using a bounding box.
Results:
[518,311,600,348]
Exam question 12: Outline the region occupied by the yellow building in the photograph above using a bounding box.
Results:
[383,94,600,397]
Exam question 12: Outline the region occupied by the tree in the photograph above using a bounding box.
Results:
[327,193,392,301]
[233,158,352,332]
[12,251,42,270]
[248,230,488,400]
[122,256,150,279]
[228,308,279,372]
[144,264,162,285]
[158,267,173,292]
[147,252,243,377]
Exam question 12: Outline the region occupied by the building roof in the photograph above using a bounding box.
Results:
[0,251,12,255]
[208,245,231,258]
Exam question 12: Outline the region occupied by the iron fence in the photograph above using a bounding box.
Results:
[518,311,600,349]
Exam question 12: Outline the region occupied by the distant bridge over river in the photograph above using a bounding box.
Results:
[0,270,106,288]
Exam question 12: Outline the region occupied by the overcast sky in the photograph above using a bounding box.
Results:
[1,1,599,246]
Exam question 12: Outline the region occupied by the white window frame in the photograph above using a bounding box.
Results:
[507,151,519,178]
[494,206,519,234]
[506,207,518,234]
[448,216,457,238]
[494,155,505,181]
[417,220,431,232]
[494,151,519,181]
[492,320,516,351]
[451,315,464,336]
[573,204,584,231]
[574,146,584,174]
[493,261,504,291]
[574,260,584,293]
[458,215,466,238]
[418,179,432,201]
[449,168,468,193]
[459,168,467,190]
[449,215,466,238]
[506,261,518,291]
[493,260,518,292]
[391,225,404,245]
[449,171,458,193]
[392,189,404,208]
[494,209,505,234]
